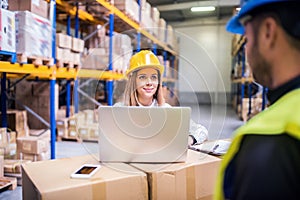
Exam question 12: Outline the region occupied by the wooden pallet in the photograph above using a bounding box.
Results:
[56,60,80,69]
[0,176,17,192]
[17,54,54,66]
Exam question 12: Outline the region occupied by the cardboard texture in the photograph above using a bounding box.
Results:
[131,150,222,200]
[0,110,29,138]
[0,8,16,52]
[16,136,49,154]
[4,159,32,174]
[22,155,148,200]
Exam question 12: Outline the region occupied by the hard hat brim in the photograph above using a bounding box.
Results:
[226,0,287,34]
[126,64,164,77]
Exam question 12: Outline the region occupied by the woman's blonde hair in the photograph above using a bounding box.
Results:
[123,69,165,106]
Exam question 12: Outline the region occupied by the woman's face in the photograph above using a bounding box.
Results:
[136,68,159,102]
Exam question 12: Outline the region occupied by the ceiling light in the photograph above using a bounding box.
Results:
[191,6,215,12]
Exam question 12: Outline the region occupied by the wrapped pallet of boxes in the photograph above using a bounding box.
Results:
[158,18,166,42]
[9,0,48,19]
[15,11,51,59]
[114,0,139,22]
[131,150,222,200]
[0,8,16,53]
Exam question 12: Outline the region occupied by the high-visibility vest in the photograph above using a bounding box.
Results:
[214,89,300,200]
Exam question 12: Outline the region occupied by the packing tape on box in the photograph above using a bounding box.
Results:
[186,166,196,200]
[150,173,158,200]
[92,181,106,199]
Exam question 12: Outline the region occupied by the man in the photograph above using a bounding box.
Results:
[215,0,300,199]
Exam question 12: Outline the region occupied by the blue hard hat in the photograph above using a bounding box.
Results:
[226,0,293,34]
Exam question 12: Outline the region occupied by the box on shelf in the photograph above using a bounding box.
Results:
[72,37,84,53]
[114,0,139,22]
[9,0,48,19]
[0,8,16,52]
[131,150,222,200]
[56,33,72,49]
[22,155,148,200]
[15,11,51,58]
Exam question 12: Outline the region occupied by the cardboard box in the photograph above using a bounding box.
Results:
[72,37,84,53]
[17,136,49,154]
[0,143,17,159]
[0,8,16,52]
[17,151,50,162]
[4,159,32,174]
[22,155,148,200]
[131,150,222,200]
[56,33,72,49]
[0,110,29,137]
[0,128,8,147]
[10,0,48,19]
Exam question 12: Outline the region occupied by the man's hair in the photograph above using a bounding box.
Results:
[249,1,300,51]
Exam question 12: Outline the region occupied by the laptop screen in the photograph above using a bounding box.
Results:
[98,106,191,163]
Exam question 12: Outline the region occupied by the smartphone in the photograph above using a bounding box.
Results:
[70,164,101,179]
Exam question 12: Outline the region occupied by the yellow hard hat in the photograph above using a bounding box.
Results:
[126,50,164,76]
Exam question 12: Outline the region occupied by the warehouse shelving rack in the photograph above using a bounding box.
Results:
[231,36,268,121]
[0,0,178,159]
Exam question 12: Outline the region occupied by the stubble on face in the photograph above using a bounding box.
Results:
[245,21,273,88]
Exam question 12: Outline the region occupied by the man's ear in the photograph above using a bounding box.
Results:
[260,17,278,50]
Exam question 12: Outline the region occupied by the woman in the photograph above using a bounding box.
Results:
[115,50,208,145]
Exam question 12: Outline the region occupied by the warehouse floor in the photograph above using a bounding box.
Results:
[0,104,244,199]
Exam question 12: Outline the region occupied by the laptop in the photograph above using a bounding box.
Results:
[98,106,191,163]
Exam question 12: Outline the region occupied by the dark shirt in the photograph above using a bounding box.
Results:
[224,75,300,200]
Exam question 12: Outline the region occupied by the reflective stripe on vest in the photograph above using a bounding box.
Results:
[214,88,300,200]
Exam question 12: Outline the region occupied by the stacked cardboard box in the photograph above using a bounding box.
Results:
[131,150,221,200]
[151,7,160,37]
[56,33,83,68]
[16,129,50,162]
[0,110,30,138]
[22,150,222,199]
[4,159,32,185]
[158,18,167,42]
[82,32,132,73]
[114,0,139,23]
[0,128,17,159]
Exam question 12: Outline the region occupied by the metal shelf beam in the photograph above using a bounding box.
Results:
[96,0,177,55]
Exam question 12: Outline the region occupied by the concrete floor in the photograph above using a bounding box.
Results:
[0,104,244,199]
